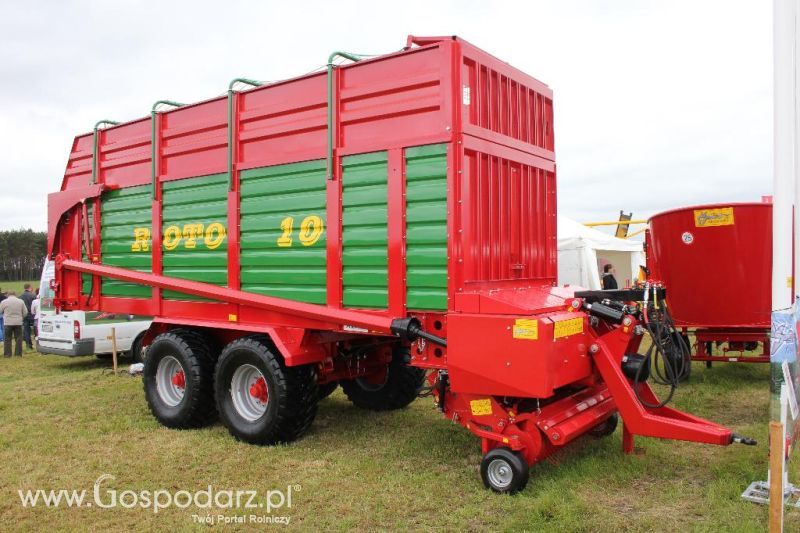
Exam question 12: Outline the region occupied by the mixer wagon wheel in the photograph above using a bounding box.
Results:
[480,447,529,494]
[340,348,425,411]
[214,336,318,445]
[589,412,619,438]
[143,330,217,429]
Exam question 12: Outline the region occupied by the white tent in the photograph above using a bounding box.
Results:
[557,215,645,290]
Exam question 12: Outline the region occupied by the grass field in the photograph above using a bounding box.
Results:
[0,348,798,531]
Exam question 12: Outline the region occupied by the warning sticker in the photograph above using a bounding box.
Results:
[470,399,493,416]
[694,207,734,227]
[554,316,584,339]
[512,319,539,340]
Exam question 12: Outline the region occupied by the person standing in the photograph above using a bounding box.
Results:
[601,264,618,290]
[0,288,5,343]
[31,290,41,342]
[0,290,28,357]
[20,283,35,350]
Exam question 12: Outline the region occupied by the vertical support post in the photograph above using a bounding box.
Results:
[769,421,785,532]
[151,111,162,314]
[151,111,158,200]
[387,149,406,316]
[622,423,634,454]
[91,120,119,185]
[226,79,263,190]
[80,201,94,307]
[327,62,337,181]
[110,327,118,375]
[91,197,102,304]
[150,101,184,315]
[325,53,364,309]
[767,7,799,529]
[326,156,343,308]
[225,80,261,301]
[227,89,235,192]
[227,91,241,291]
[774,0,796,312]
[795,0,800,301]
[326,51,364,180]
[326,62,342,308]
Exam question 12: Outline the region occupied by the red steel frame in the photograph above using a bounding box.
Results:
[684,328,770,364]
[47,36,739,468]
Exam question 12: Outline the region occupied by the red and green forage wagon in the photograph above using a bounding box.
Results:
[47,35,753,493]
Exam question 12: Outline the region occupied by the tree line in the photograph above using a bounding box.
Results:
[0,229,46,281]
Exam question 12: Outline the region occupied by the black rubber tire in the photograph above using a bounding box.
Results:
[318,381,338,400]
[480,447,530,494]
[589,412,618,437]
[215,336,318,445]
[340,349,425,411]
[143,330,217,429]
[130,332,146,364]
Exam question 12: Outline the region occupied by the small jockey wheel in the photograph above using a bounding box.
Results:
[480,447,529,494]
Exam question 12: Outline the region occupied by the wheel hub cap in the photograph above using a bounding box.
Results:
[249,376,268,403]
[171,370,185,389]
[487,458,513,489]
[231,364,269,421]
[156,355,186,407]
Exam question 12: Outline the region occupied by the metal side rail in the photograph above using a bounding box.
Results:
[56,258,443,346]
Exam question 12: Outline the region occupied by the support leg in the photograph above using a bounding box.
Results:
[623,423,634,454]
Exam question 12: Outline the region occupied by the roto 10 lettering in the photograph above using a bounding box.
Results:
[131,223,226,252]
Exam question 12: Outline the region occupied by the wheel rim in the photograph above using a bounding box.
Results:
[486,458,513,490]
[156,355,186,407]
[230,364,269,422]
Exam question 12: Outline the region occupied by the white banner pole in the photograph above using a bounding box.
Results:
[776,0,795,312]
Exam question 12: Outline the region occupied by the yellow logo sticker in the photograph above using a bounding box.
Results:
[694,207,734,227]
[554,317,584,339]
[512,319,539,340]
[470,399,493,416]
[132,222,226,252]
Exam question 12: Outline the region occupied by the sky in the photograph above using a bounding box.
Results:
[0,0,772,232]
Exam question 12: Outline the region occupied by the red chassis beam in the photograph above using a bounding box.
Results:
[57,257,396,334]
[691,329,770,363]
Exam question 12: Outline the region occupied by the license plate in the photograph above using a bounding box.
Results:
[41,323,53,333]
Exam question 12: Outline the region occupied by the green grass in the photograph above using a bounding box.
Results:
[0,349,797,531]
[0,280,39,295]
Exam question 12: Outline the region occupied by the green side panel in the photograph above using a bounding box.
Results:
[240,160,328,304]
[162,173,228,300]
[405,144,448,310]
[341,151,388,309]
[100,185,153,298]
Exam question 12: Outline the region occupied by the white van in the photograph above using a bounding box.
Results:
[36,260,151,362]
